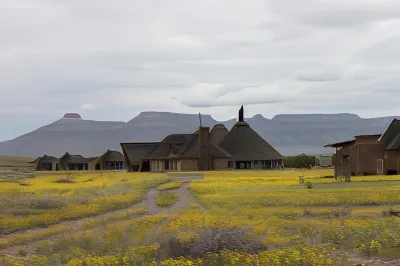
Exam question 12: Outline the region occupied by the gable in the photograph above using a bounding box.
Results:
[121,143,159,164]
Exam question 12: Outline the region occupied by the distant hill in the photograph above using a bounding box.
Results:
[0,112,397,157]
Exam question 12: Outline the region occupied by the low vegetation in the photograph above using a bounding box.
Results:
[1,166,400,265]
[0,155,34,181]
[0,171,169,234]
[156,181,183,191]
[155,192,179,207]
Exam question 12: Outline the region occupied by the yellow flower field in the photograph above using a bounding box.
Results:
[0,171,169,233]
[1,168,400,265]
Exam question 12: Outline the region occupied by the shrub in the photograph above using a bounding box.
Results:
[356,239,382,256]
[17,249,27,257]
[305,182,313,189]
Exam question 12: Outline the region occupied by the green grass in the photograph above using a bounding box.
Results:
[155,192,179,207]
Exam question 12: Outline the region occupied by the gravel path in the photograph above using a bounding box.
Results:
[0,177,201,257]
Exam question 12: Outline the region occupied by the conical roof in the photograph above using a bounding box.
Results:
[219,121,283,161]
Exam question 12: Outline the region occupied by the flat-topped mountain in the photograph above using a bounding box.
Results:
[0,112,397,157]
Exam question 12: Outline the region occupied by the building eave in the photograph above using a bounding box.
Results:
[324,140,356,148]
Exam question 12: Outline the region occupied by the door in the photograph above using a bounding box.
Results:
[342,155,350,177]
[377,159,384,175]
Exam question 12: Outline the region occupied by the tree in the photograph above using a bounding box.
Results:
[283,154,316,168]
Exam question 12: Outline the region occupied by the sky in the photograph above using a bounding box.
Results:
[1,0,400,141]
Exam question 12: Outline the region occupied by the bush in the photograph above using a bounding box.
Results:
[284,154,316,168]
[17,249,27,257]
[305,182,313,189]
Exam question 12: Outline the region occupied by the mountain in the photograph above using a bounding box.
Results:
[0,112,397,157]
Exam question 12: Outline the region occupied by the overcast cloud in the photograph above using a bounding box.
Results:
[1,0,400,141]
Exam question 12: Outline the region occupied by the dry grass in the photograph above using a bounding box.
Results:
[0,155,35,181]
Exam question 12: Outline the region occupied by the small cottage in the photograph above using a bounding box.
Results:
[325,118,400,176]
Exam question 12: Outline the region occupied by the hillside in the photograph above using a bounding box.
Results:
[0,112,397,157]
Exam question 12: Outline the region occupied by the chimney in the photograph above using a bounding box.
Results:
[198,127,210,170]
[239,105,244,122]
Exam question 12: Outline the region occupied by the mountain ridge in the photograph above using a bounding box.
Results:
[0,111,397,158]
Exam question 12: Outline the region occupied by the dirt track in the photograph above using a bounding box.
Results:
[0,177,201,257]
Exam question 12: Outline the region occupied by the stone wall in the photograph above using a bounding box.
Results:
[213,158,228,170]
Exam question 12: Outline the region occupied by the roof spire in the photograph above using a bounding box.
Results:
[238,105,244,122]
[199,112,202,127]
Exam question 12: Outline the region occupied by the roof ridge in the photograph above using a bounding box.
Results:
[212,143,231,157]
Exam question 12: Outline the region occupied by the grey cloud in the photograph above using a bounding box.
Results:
[181,98,288,108]
[296,71,341,82]
[1,0,400,141]
[267,0,400,28]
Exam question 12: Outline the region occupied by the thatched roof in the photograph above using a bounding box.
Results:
[145,134,198,159]
[59,152,92,163]
[219,121,283,161]
[120,143,159,164]
[30,155,58,164]
[91,150,124,164]
[379,119,400,149]
[121,128,232,162]
[210,124,229,145]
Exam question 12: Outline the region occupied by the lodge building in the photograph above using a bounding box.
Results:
[121,106,284,172]
[30,150,125,171]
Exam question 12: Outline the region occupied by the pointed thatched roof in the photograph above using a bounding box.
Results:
[219,121,283,161]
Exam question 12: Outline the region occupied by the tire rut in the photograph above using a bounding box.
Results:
[0,178,200,257]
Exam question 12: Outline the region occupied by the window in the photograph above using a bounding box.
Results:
[228,161,233,168]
